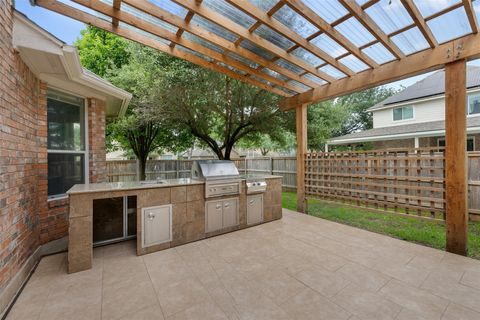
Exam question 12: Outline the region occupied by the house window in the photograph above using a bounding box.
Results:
[437,137,475,151]
[47,89,86,198]
[468,93,480,115]
[393,106,414,121]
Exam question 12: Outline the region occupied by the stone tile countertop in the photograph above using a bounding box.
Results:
[67,175,282,195]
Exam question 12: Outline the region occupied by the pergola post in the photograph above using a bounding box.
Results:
[445,59,468,256]
[296,103,308,213]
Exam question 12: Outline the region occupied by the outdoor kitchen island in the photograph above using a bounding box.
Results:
[66,170,282,273]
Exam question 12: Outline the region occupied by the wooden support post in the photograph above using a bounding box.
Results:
[445,59,468,256]
[296,103,308,213]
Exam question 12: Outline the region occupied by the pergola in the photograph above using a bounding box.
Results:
[35,0,480,255]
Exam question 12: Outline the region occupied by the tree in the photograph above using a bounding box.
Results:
[74,26,130,77]
[145,66,288,160]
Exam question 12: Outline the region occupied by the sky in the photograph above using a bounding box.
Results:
[14,0,480,91]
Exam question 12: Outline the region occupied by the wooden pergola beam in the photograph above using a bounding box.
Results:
[281,32,480,109]
[36,0,291,97]
[400,0,438,48]
[338,0,404,59]
[170,0,337,83]
[225,0,355,76]
[112,0,121,27]
[462,0,479,34]
[296,103,308,213]
[69,0,306,94]
[122,0,319,89]
[284,0,379,68]
[445,59,468,256]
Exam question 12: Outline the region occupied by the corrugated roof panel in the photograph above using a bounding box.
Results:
[301,0,349,23]
[338,54,369,72]
[228,52,259,69]
[261,68,289,81]
[239,40,276,60]
[202,0,256,28]
[335,17,375,47]
[272,5,319,38]
[362,43,396,64]
[391,26,430,55]
[310,34,348,58]
[427,6,472,43]
[217,62,248,75]
[302,73,327,86]
[176,44,214,62]
[288,80,311,91]
[365,0,413,34]
[475,0,480,23]
[319,65,347,79]
[250,74,274,86]
[291,47,324,66]
[148,0,188,19]
[247,0,280,12]
[118,2,178,33]
[191,15,239,43]
[119,22,170,44]
[275,59,305,74]
[276,86,298,96]
[253,24,295,50]
[413,0,461,17]
[182,32,225,54]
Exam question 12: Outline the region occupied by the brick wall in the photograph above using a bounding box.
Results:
[42,98,107,244]
[0,0,45,290]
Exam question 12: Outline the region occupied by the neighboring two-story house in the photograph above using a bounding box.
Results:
[328,66,480,151]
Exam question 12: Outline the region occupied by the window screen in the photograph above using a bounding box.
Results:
[393,106,414,121]
[468,93,480,115]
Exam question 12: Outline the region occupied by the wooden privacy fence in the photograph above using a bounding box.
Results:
[106,157,297,189]
[305,147,447,220]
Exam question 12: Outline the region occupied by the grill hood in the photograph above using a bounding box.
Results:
[191,160,240,181]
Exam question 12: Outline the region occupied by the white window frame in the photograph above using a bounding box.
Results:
[392,105,415,122]
[437,136,475,151]
[47,88,89,200]
[467,92,480,117]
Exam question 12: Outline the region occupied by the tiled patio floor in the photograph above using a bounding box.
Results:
[6,209,480,320]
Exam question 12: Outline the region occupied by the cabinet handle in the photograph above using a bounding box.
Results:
[216,204,222,209]
[147,212,155,220]
[249,200,254,204]
[224,203,230,208]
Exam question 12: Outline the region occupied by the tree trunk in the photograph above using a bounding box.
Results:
[138,156,147,181]
[223,143,233,160]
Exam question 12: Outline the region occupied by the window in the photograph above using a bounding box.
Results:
[393,105,414,121]
[468,93,480,115]
[47,89,86,198]
[438,137,475,151]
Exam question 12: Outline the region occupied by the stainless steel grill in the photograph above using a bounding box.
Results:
[191,160,241,198]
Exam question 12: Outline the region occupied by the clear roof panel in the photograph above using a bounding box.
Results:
[355,0,370,5]
[427,7,472,43]
[362,43,395,64]
[276,86,298,96]
[253,24,295,50]
[290,47,324,66]
[72,0,111,22]
[335,17,375,47]
[119,2,179,34]
[475,0,480,23]
[275,59,305,74]
[272,5,319,38]
[261,68,289,81]
[191,15,239,43]
[288,80,311,91]
[301,0,349,24]
[182,32,225,54]
[228,52,259,69]
[250,74,274,86]
[247,0,280,12]
[413,0,461,18]
[202,0,256,28]
[239,40,276,60]
[365,0,413,35]
[310,34,348,58]
[319,65,346,79]
[391,27,430,55]
[119,22,171,45]
[217,62,248,76]
[302,73,327,86]
[338,54,369,72]
[148,0,188,19]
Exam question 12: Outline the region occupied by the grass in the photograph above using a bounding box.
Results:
[282,191,480,260]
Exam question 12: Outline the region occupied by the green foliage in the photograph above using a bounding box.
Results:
[74,26,130,77]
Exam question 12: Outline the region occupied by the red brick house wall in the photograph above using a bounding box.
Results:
[0,0,45,290]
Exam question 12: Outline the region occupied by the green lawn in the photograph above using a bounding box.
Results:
[282,192,480,260]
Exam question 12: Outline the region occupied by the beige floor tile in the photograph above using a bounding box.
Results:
[332,283,402,320]
[167,301,228,320]
[118,303,165,320]
[147,259,194,288]
[250,269,307,305]
[233,294,290,320]
[335,263,391,292]
[442,303,480,320]
[460,269,480,290]
[293,266,350,298]
[280,287,351,320]
[380,279,448,319]
[394,307,429,320]
[156,277,212,317]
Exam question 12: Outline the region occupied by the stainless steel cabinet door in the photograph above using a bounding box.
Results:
[142,205,171,248]
[247,194,263,225]
[223,198,238,228]
[206,200,223,232]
